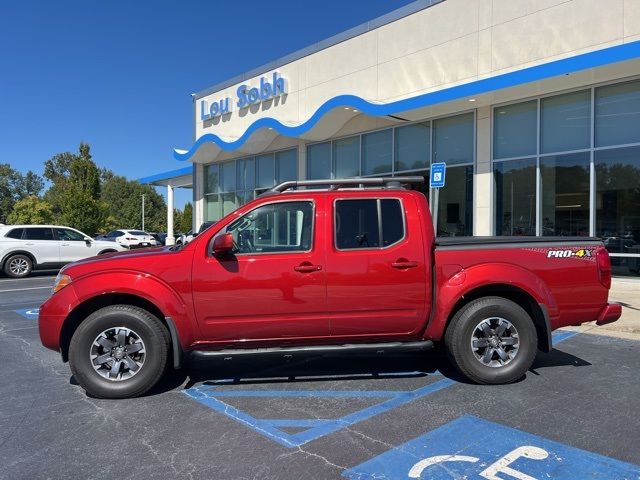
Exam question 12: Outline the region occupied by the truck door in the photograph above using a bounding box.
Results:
[191,198,329,342]
[326,195,429,337]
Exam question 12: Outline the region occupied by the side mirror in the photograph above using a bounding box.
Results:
[212,233,234,257]
[84,237,92,245]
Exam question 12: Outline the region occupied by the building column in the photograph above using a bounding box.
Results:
[474,106,493,236]
[166,184,175,246]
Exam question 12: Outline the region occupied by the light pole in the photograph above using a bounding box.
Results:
[141,194,145,231]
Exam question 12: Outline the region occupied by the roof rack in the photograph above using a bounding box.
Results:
[267,176,425,194]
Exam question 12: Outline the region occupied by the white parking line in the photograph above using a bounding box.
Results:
[0,286,51,293]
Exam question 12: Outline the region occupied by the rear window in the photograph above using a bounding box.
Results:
[24,228,54,241]
[5,228,24,239]
[335,198,405,250]
[129,231,147,236]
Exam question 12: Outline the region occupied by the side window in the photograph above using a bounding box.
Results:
[24,228,54,241]
[5,228,24,239]
[224,201,313,254]
[335,198,405,250]
[56,228,85,241]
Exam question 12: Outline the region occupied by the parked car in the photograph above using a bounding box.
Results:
[149,232,167,246]
[176,222,217,246]
[39,177,620,399]
[101,229,160,249]
[0,225,128,278]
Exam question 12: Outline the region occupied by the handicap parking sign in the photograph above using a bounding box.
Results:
[343,415,640,479]
[14,308,39,320]
[430,162,446,188]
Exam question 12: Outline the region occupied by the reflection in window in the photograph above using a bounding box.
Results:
[225,201,313,254]
[362,129,392,175]
[205,164,220,194]
[540,152,590,236]
[333,136,360,178]
[493,101,537,159]
[276,149,297,183]
[255,154,275,189]
[596,146,640,258]
[433,113,474,165]
[221,162,236,192]
[494,158,536,236]
[540,90,591,154]
[307,142,331,180]
[395,123,429,171]
[236,157,255,191]
[595,80,640,147]
[435,165,473,236]
[206,195,220,221]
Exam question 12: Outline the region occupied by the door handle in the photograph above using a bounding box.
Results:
[391,260,419,269]
[25,242,35,246]
[61,243,70,246]
[294,263,322,273]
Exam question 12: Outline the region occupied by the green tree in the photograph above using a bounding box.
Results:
[7,196,54,224]
[176,202,193,233]
[101,173,166,232]
[0,164,45,223]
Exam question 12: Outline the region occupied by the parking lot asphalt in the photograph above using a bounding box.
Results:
[1,275,639,480]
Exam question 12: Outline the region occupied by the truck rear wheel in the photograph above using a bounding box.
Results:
[68,305,170,399]
[444,296,537,385]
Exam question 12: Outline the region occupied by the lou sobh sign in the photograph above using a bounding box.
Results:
[199,72,287,121]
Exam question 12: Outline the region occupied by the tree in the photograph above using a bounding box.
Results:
[177,203,193,233]
[100,172,166,232]
[0,164,45,223]
[7,196,54,224]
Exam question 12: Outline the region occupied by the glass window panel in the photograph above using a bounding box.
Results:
[205,194,220,221]
[236,157,255,191]
[307,142,331,180]
[395,123,430,171]
[381,199,404,246]
[433,113,474,165]
[595,80,640,147]
[222,192,238,216]
[256,154,275,189]
[24,228,54,240]
[362,129,392,175]
[435,165,473,236]
[333,136,360,178]
[493,101,537,159]
[221,162,236,192]
[276,149,298,182]
[56,228,85,241]
[224,201,313,253]
[494,158,537,236]
[540,152,590,236]
[540,90,591,154]
[335,199,380,249]
[205,164,220,194]
[595,146,640,266]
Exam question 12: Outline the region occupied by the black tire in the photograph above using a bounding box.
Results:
[69,305,170,399]
[4,254,33,278]
[444,296,537,385]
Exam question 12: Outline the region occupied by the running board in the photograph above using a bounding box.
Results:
[189,340,434,360]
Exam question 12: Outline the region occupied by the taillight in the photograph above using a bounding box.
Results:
[596,246,611,289]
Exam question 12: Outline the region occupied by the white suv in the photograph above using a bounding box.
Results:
[0,225,128,278]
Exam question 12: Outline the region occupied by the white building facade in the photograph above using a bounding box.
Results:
[166,0,640,274]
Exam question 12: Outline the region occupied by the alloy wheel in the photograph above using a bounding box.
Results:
[470,317,520,368]
[90,327,146,381]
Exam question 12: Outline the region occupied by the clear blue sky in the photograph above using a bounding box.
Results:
[0,0,415,208]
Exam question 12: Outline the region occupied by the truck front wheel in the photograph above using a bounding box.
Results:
[68,305,170,399]
[444,296,537,385]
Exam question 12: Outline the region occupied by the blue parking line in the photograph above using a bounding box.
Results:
[553,330,580,345]
[13,308,39,320]
[184,378,456,448]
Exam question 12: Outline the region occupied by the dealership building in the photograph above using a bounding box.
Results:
[142,0,640,274]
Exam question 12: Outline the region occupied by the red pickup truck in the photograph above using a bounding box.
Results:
[39,177,621,398]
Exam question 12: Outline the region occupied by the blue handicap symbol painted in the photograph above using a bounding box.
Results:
[184,377,456,448]
[343,415,640,479]
[14,308,39,320]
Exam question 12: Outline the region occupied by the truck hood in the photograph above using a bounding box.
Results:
[62,246,174,274]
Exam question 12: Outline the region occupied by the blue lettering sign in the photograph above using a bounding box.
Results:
[200,97,231,121]
[237,72,287,109]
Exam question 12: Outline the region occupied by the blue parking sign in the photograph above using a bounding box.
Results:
[343,415,640,479]
[430,162,446,188]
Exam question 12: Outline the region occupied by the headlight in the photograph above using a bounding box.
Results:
[52,273,72,295]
